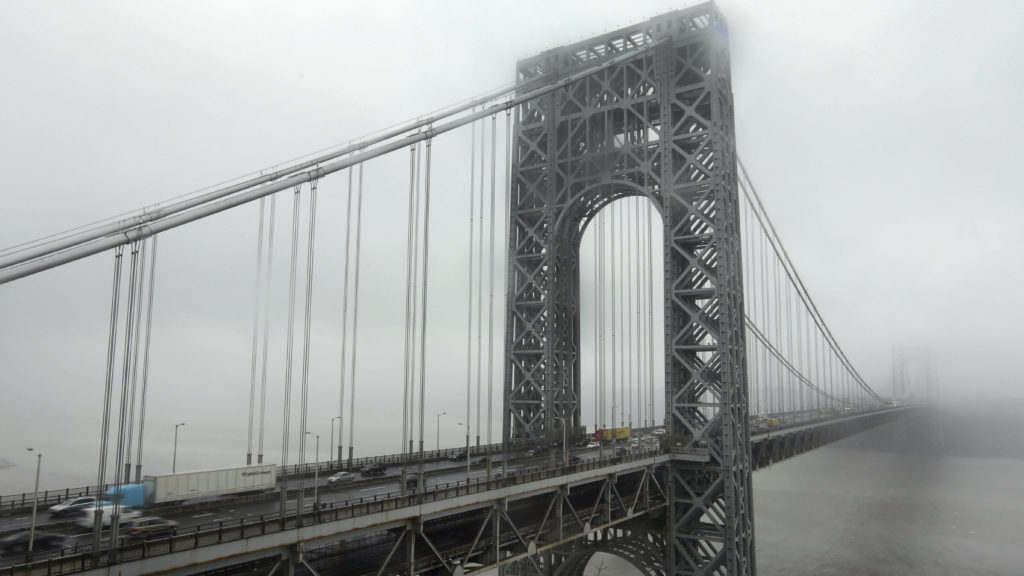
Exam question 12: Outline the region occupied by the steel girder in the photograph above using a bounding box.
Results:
[504,3,752,574]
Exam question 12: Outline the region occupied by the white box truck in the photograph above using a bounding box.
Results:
[143,464,277,504]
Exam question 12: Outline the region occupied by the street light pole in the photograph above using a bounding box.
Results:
[330,416,341,467]
[306,431,320,517]
[26,448,41,563]
[173,422,186,474]
[435,411,446,452]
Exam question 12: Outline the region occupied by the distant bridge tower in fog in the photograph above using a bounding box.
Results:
[892,348,939,405]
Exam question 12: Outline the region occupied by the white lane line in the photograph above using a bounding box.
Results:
[193,512,213,518]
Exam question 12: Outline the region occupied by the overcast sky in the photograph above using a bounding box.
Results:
[1,0,1022,493]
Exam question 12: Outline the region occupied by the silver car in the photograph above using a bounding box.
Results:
[48,496,97,517]
[327,471,355,484]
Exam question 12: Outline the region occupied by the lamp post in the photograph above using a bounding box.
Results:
[25,448,42,563]
[457,422,470,481]
[435,411,446,452]
[173,422,186,473]
[330,416,341,467]
[305,431,320,516]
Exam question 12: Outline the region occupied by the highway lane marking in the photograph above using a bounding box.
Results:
[193,513,214,518]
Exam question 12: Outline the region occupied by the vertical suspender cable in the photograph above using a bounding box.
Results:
[593,228,600,432]
[134,235,158,482]
[124,238,147,481]
[610,203,616,428]
[402,145,417,454]
[598,212,605,430]
[486,114,500,446]
[348,166,364,467]
[759,226,769,413]
[646,201,655,427]
[112,243,140,494]
[619,204,626,426]
[92,245,123,558]
[597,212,605,459]
[247,199,266,465]
[601,212,608,430]
[279,184,302,522]
[805,301,813,412]
[416,139,433,495]
[258,196,276,464]
[742,200,755,416]
[770,243,778,409]
[107,241,140,559]
[499,110,512,450]
[636,199,644,428]
[465,121,476,457]
[260,194,280,463]
[476,118,489,448]
[337,170,354,462]
[785,280,793,413]
[297,178,319,525]
[410,145,423,454]
[626,199,633,428]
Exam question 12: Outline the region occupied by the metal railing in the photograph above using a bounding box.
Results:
[0,442,511,517]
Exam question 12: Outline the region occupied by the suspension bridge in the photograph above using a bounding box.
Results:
[0,4,926,575]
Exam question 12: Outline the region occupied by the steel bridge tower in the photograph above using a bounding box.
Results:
[503,3,754,574]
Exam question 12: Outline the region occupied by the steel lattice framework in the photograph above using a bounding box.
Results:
[503,3,754,574]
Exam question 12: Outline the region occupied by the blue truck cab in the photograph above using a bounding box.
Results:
[102,483,147,508]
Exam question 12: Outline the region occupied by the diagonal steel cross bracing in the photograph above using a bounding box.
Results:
[503,3,753,574]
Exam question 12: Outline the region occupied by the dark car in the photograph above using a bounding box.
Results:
[566,455,581,465]
[360,462,387,477]
[448,451,468,462]
[470,456,489,465]
[404,473,420,490]
[0,532,66,553]
[121,517,179,539]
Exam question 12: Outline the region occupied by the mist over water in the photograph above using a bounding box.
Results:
[755,436,1023,575]
[589,402,1024,576]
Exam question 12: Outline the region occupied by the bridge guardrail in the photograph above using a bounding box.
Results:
[0,447,663,576]
[0,442,511,517]
[0,426,671,515]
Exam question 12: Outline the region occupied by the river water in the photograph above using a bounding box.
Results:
[753,442,1023,575]
[588,417,1024,576]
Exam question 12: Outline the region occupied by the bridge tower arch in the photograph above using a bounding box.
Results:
[503,4,754,574]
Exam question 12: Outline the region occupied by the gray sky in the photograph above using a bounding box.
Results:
[1,0,1022,492]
